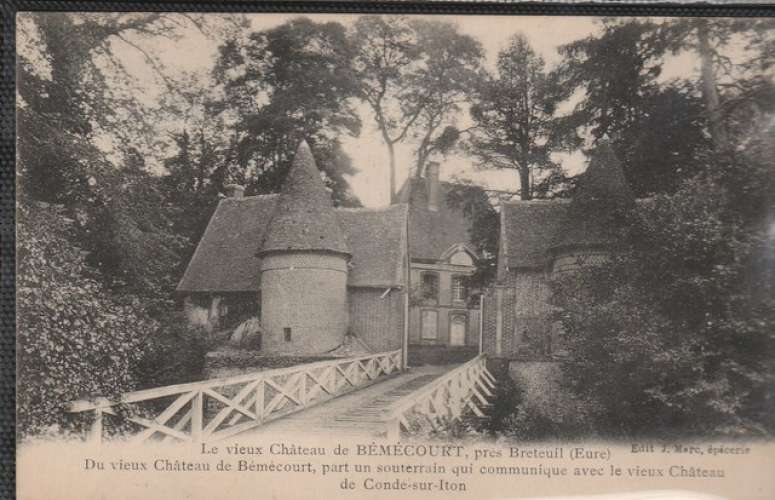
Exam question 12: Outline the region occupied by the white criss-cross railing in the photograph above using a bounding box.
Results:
[382,354,495,439]
[67,349,403,445]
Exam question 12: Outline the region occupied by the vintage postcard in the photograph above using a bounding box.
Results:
[12,4,775,500]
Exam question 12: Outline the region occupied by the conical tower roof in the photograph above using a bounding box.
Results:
[552,142,634,250]
[260,141,351,256]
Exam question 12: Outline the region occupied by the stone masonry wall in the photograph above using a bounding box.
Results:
[481,271,516,357]
[482,269,553,358]
[481,288,498,355]
[348,287,404,353]
[203,348,335,379]
[260,252,349,356]
[510,270,552,356]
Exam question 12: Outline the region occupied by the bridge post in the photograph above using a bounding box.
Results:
[191,391,203,443]
[300,373,307,406]
[89,409,103,446]
[386,417,401,440]
[255,380,265,424]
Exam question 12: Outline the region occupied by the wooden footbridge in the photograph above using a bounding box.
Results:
[67,350,497,445]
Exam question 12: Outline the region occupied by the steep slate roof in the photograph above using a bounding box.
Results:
[260,141,351,256]
[177,195,279,292]
[336,204,408,287]
[499,199,570,272]
[395,177,476,262]
[176,198,407,292]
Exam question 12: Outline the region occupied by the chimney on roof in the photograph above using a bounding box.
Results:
[224,183,245,199]
[426,161,440,212]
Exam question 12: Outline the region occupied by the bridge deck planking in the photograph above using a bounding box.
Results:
[240,365,452,439]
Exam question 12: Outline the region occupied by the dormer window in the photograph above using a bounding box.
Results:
[449,250,473,267]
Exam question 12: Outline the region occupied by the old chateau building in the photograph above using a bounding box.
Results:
[482,144,634,359]
[395,162,482,364]
[177,140,631,365]
[177,141,408,357]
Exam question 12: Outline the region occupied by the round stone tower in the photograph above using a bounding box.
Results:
[550,142,634,275]
[258,141,351,355]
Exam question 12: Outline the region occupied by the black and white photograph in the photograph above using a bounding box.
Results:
[11,6,775,500]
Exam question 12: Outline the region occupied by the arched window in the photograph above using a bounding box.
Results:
[449,250,473,266]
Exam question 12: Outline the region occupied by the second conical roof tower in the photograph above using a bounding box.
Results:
[552,141,634,251]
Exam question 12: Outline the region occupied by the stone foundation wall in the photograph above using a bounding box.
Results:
[204,348,335,380]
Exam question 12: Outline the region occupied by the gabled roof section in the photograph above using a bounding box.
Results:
[336,204,408,287]
[499,144,635,272]
[396,177,477,262]
[176,198,408,292]
[500,199,570,271]
[177,194,279,293]
[260,141,350,256]
[439,243,478,263]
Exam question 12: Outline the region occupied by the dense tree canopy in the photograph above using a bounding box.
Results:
[548,18,775,437]
[16,202,157,436]
[408,20,484,178]
[352,16,484,200]
[212,17,362,206]
[553,19,711,197]
[351,15,420,202]
[553,122,775,437]
[467,34,572,200]
[16,13,213,305]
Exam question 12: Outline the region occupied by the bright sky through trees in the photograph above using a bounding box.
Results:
[19,13,703,207]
